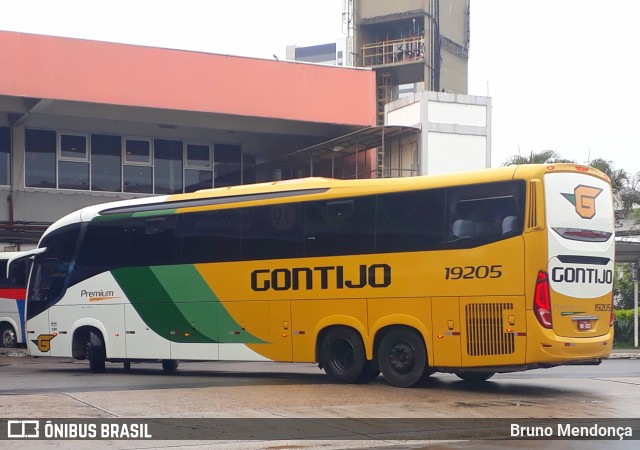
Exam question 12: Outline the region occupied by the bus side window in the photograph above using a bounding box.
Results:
[9,260,27,288]
[376,188,446,252]
[241,204,304,260]
[502,216,520,235]
[446,180,526,249]
[304,197,375,257]
[451,219,476,239]
[178,209,242,263]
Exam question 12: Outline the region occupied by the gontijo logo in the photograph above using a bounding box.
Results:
[561,185,603,219]
[33,334,56,352]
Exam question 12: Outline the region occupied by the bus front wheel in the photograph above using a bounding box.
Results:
[378,328,427,388]
[162,360,179,371]
[86,330,106,373]
[0,323,18,348]
[319,327,365,383]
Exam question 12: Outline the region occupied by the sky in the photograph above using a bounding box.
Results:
[1,0,638,175]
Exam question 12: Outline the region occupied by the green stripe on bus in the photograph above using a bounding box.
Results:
[150,265,264,344]
[92,213,135,222]
[111,266,213,343]
[112,265,264,344]
[93,209,177,222]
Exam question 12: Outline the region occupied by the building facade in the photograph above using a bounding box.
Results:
[0,31,376,248]
[351,0,470,121]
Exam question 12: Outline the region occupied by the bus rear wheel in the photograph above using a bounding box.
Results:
[0,323,18,348]
[86,330,106,373]
[455,371,495,382]
[378,328,427,388]
[319,327,365,384]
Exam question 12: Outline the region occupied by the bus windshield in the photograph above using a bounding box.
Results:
[27,224,81,320]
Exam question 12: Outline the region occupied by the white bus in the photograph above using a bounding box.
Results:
[0,252,29,348]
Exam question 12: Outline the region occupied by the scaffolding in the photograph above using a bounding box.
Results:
[376,72,393,125]
[362,36,425,68]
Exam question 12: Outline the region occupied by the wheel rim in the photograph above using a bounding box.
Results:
[331,339,355,371]
[387,341,415,374]
[2,328,16,347]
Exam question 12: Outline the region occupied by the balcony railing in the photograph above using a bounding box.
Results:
[362,36,425,67]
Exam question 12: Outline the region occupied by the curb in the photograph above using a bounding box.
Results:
[608,352,640,359]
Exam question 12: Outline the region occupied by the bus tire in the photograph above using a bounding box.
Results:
[87,330,106,373]
[0,323,18,348]
[378,328,427,388]
[319,327,365,384]
[455,371,495,382]
[162,360,179,371]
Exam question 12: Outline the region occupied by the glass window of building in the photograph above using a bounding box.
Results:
[57,132,89,190]
[123,137,152,193]
[124,138,151,165]
[123,165,153,193]
[184,142,212,193]
[25,129,56,188]
[91,134,122,192]
[186,143,211,169]
[59,133,88,161]
[214,144,241,187]
[154,139,183,194]
[58,160,89,190]
[184,169,212,193]
[0,126,10,186]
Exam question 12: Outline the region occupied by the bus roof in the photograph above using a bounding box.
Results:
[46,163,610,236]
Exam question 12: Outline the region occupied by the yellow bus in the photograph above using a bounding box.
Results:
[22,163,614,387]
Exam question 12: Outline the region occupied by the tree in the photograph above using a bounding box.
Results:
[623,171,640,211]
[502,150,572,166]
[614,264,635,310]
[588,158,629,194]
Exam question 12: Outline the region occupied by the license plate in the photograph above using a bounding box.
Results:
[578,320,592,330]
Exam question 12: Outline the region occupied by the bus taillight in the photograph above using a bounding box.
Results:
[534,271,552,329]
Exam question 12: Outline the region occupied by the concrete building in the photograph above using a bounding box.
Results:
[287,1,487,179]
[286,40,349,67]
[385,91,490,176]
[351,0,470,121]
[0,31,376,248]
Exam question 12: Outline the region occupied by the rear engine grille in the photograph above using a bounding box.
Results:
[465,302,515,356]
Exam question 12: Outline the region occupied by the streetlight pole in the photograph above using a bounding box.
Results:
[633,261,638,348]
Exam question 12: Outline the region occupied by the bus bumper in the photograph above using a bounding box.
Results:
[526,326,613,364]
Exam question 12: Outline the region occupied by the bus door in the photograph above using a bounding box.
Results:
[431,297,461,367]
